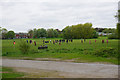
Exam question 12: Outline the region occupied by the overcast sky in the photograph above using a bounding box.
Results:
[0,0,119,33]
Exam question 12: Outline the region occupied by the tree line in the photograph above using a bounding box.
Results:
[28,28,60,38]
[0,27,15,39]
[0,22,118,39]
[62,23,99,39]
[27,23,99,39]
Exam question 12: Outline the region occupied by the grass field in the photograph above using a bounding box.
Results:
[2,37,119,64]
[0,67,24,78]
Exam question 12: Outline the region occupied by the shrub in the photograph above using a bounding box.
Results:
[108,33,118,39]
[93,31,99,38]
[19,40,31,54]
[93,48,118,58]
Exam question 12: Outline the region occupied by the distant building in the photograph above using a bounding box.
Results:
[97,32,112,36]
[15,33,28,39]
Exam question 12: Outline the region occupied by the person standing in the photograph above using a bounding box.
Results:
[50,40,51,43]
[30,40,32,44]
[66,39,68,43]
[34,41,36,46]
[71,39,73,42]
[95,40,96,43]
[53,40,55,44]
[59,41,61,45]
[89,40,91,44]
[107,40,108,44]
[13,41,15,48]
[43,40,45,44]
[13,41,15,45]
[81,40,83,43]
[27,40,28,43]
[102,40,104,44]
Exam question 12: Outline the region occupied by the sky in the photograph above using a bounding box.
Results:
[0,0,119,33]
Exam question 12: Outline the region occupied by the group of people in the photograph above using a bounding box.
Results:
[13,39,109,49]
[27,40,37,46]
[14,39,109,46]
[42,39,73,45]
[52,39,73,45]
[102,39,108,44]
[88,39,108,44]
[80,39,109,44]
[12,39,109,50]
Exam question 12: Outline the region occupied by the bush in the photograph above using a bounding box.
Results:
[93,48,118,58]
[108,33,118,39]
[19,40,31,54]
[93,31,99,38]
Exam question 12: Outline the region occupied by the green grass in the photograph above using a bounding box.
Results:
[0,67,24,78]
[2,37,119,64]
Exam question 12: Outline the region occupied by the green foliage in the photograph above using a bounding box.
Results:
[2,67,24,78]
[1,28,8,39]
[18,40,31,54]
[58,33,63,38]
[47,29,55,38]
[2,37,119,64]
[102,28,116,33]
[92,30,99,38]
[117,23,120,39]
[63,26,72,39]
[32,28,60,38]
[39,28,47,37]
[53,29,59,38]
[108,33,118,39]
[63,23,93,39]
[46,29,59,38]
[6,31,15,39]
[33,28,47,38]
[93,48,118,58]
[28,29,34,38]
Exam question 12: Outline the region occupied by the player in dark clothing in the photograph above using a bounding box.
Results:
[102,40,104,43]
[34,41,36,46]
[27,40,28,43]
[66,39,68,43]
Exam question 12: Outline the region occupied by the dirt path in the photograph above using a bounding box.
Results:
[2,59,118,78]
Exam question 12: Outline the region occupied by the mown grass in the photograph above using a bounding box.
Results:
[2,37,119,64]
[0,67,24,78]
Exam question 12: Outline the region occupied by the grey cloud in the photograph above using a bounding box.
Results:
[0,0,119,32]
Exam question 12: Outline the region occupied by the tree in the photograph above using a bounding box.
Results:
[114,4,120,39]
[63,26,72,39]
[0,27,2,39]
[53,29,59,38]
[117,23,120,39]
[2,28,7,39]
[0,27,1,30]
[47,29,55,38]
[33,28,47,38]
[63,23,93,39]
[80,23,93,40]
[92,30,99,38]
[118,9,120,39]
[39,28,47,37]
[28,29,33,38]
[33,28,38,38]
[6,31,15,39]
